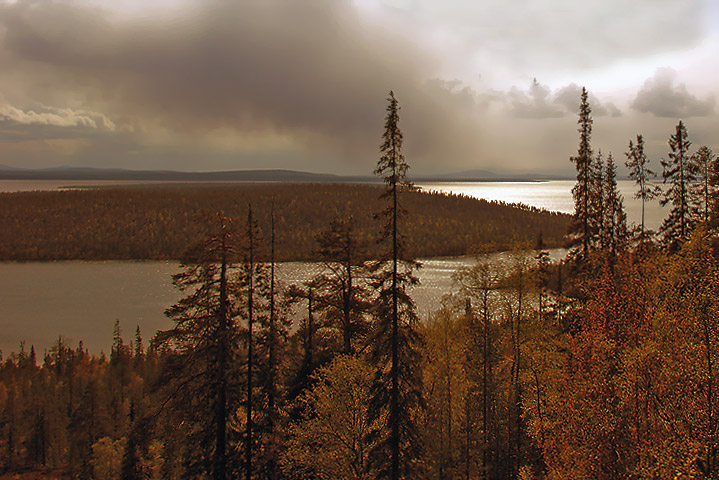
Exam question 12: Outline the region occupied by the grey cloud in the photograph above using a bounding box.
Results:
[504,80,621,119]
[508,79,564,119]
[0,0,448,169]
[632,68,715,118]
[0,0,500,172]
[0,0,714,176]
[553,84,622,117]
[417,0,708,80]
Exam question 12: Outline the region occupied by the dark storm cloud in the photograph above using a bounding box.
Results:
[632,68,715,118]
[0,0,715,175]
[0,0,486,171]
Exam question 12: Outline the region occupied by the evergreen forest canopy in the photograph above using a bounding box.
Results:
[2,89,719,480]
[0,183,568,262]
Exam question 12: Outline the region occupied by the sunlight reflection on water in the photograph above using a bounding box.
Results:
[417,180,665,231]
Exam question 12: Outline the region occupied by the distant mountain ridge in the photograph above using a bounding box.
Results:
[0,166,572,182]
[0,167,349,182]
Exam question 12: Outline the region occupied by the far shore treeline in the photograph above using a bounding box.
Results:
[0,183,569,262]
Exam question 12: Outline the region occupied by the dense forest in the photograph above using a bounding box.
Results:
[0,183,568,261]
[1,90,719,480]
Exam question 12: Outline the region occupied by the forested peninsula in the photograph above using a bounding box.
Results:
[0,183,569,261]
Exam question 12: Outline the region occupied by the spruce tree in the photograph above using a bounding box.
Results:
[569,87,594,261]
[256,203,287,480]
[691,146,716,224]
[241,204,269,480]
[710,149,719,226]
[603,153,629,256]
[313,215,371,355]
[660,120,695,248]
[591,150,605,249]
[368,91,424,480]
[625,134,659,242]
[156,212,242,480]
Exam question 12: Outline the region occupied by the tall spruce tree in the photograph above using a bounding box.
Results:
[591,150,606,249]
[156,212,242,480]
[241,204,269,480]
[603,153,628,256]
[660,120,695,248]
[625,134,659,242]
[569,87,594,261]
[256,202,291,480]
[691,146,716,224]
[710,149,719,225]
[368,91,424,480]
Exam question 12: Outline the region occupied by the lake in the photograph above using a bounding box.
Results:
[0,249,566,356]
[0,178,669,356]
[417,180,665,231]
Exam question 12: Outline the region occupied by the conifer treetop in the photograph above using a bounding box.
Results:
[375,91,412,191]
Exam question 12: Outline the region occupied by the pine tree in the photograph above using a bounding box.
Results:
[133,326,144,360]
[255,204,292,480]
[711,149,719,226]
[313,215,371,355]
[368,91,424,480]
[569,87,594,261]
[625,134,659,242]
[284,281,319,410]
[603,153,629,256]
[591,150,606,249]
[155,212,243,480]
[660,120,695,248]
[454,257,502,477]
[535,234,550,320]
[240,204,269,480]
[691,146,717,224]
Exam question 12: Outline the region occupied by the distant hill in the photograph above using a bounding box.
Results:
[0,167,353,182]
[0,166,573,182]
[0,164,28,171]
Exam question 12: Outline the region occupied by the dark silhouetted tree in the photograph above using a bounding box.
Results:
[603,153,628,256]
[155,212,242,480]
[591,151,605,249]
[660,120,695,248]
[691,145,717,224]
[241,205,269,480]
[569,87,594,261]
[625,134,659,242]
[368,91,424,480]
[313,216,371,355]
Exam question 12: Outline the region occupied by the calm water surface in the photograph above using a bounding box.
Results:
[417,180,665,231]
[0,179,169,193]
[0,250,565,356]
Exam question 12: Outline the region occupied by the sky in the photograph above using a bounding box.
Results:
[0,0,717,176]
